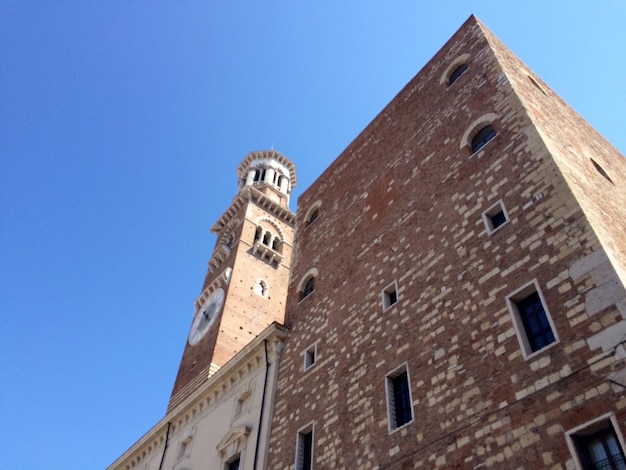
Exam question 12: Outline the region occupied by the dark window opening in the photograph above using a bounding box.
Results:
[574,426,626,470]
[304,347,316,370]
[262,232,271,246]
[448,63,468,86]
[489,209,507,230]
[301,277,315,300]
[296,429,313,470]
[227,457,240,470]
[516,291,555,352]
[591,158,615,185]
[253,168,266,182]
[307,209,319,226]
[388,370,412,430]
[254,227,262,243]
[272,238,280,251]
[383,283,398,310]
[528,75,547,95]
[471,124,497,153]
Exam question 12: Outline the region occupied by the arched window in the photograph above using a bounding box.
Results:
[272,238,280,251]
[253,168,266,182]
[591,158,614,185]
[301,277,315,300]
[448,63,468,86]
[306,208,319,226]
[254,279,268,297]
[304,202,322,227]
[262,232,271,246]
[471,124,496,153]
[254,227,262,243]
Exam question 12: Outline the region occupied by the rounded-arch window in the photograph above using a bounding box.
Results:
[448,63,468,86]
[253,168,267,183]
[272,238,280,251]
[298,268,318,301]
[471,124,497,153]
[528,75,547,96]
[304,201,322,227]
[301,277,315,300]
[254,279,268,297]
[253,222,284,254]
[591,158,614,185]
[306,208,319,226]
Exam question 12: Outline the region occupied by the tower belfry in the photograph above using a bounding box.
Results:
[168,150,296,410]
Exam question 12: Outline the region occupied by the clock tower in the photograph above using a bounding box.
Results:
[168,150,296,410]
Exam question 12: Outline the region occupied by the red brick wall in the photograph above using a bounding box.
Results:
[268,15,626,469]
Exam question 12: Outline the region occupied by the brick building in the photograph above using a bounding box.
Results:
[111,15,626,470]
[267,15,626,470]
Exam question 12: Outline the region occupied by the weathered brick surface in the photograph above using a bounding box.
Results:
[268,15,626,469]
[170,154,296,406]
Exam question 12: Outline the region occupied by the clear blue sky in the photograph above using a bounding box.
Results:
[1,2,624,469]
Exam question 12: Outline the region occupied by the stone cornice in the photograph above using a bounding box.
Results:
[211,186,296,235]
[237,149,297,188]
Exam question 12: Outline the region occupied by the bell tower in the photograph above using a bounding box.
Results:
[168,150,296,410]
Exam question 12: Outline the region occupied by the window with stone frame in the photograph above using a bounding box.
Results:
[177,436,192,461]
[448,63,468,86]
[506,281,557,358]
[386,364,413,432]
[303,343,317,371]
[566,413,626,470]
[471,124,497,153]
[301,277,315,300]
[382,281,398,311]
[482,199,509,235]
[296,424,314,470]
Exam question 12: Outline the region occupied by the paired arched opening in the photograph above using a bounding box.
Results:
[253,220,285,254]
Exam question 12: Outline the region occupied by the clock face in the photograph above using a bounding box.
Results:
[188,288,225,346]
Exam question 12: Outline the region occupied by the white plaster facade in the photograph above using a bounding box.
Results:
[108,323,287,470]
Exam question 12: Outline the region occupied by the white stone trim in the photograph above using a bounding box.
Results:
[505,279,559,360]
[385,362,414,434]
[482,199,509,235]
[382,280,399,311]
[460,113,498,150]
[440,52,471,85]
[565,412,626,470]
[303,342,318,372]
[295,421,314,470]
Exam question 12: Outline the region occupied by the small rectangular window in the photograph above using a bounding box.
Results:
[177,437,192,461]
[506,281,557,358]
[386,365,413,432]
[234,390,252,419]
[296,424,314,470]
[382,281,399,311]
[303,344,317,371]
[482,199,509,234]
[566,414,626,470]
